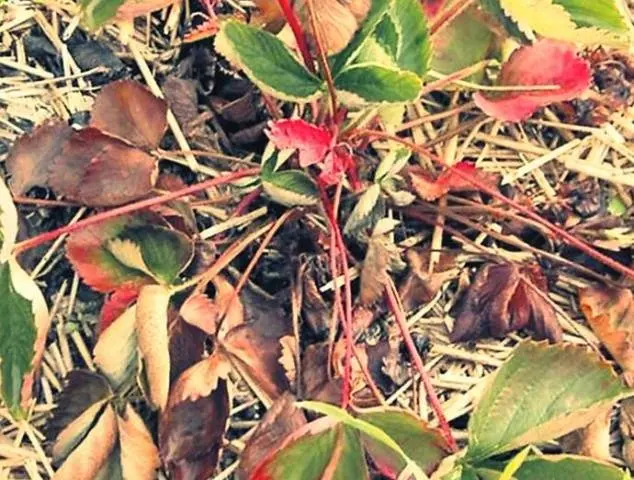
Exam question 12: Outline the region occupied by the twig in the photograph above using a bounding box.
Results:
[385,279,458,452]
[275,0,315,73]
[306,0,338,115]
[14,168,260,254]
[354,128,634,280]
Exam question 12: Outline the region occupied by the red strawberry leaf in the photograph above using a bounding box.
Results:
[266,119,333,168]
[474,40,591,122]
[66,214,194,293]
[99,287,140,335]
[90,79,168,150]
[319,147,356,187]
[423,0,445,17]
[409,162,498,201]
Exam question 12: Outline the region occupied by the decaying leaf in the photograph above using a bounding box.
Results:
[99,286,139,334]
[90,79,168,150]
[399,249,460,311]
[620,397,634,470]
[408,162,497,201]
[49,371,113,463]
[117,404,161,480]
[168,353,232,404]
[451,262,562,343]
[359,220,405,306]
[54,403,119,480]
[159,368,231,479]
[136,284,171,410]
[94,305,138,390]
[474,40,592,122]
[237,393,308,479]
[296,0,371,55]
[0,176,18,262]
[579,286,634,385]
[560,405,612,462]
[222,321,292,407]
[66,214,194,293]
[4,80,164,207]
[5,120,72,196]
[48,128,158,207]
[302,342,343,405]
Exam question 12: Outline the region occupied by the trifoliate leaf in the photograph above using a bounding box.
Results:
[215,20,323,102]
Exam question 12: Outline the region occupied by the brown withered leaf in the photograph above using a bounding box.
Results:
[222,321,291,407]
[54,404,119,480]
[136,285,171,410]
[301,342,342,405]
[179,293,220,335]
[560,404,612,462]
[301,267,330,335]
[399,249,460,312]
[47,370,112,442]
[48,128,157,207]
[579,286,634,385]
[117,404,161,480]
[169,313,208,384]
[408,162,498,201]
[169,352,232,404]
[162,76,199,136]
[359,224,405,306]
[450,263,562,342]
[236,393,307,480]
[90,79,168,149]
[296,0,370,55]
[5,120,72,195]
[159,369,230,480]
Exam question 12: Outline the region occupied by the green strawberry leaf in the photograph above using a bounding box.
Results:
[466,341,631,462]
[215,20,323,102]
[331,0,392,76]
[389,0,432,77]
[431,7,495,82]
[335,63,422,104]
[262,170,319,207]
[550,0,629,32]
[252,419,369,480]
[357,408,451,476]
[80,0,125,29]
[479,454,630,480]
[0,260,38,414]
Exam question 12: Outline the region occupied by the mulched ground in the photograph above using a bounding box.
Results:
[1,1,634,478]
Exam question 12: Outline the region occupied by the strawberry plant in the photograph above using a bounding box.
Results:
[0,0,634,478]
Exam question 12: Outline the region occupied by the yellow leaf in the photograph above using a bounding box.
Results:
[117,404,160,480]
[136,285,171,410]
[0,177,17,262]
[52,400,110,463]
[500,0,628,47]
[106,238,155,279]
[94,305,138,389]
[53,404,118,480]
